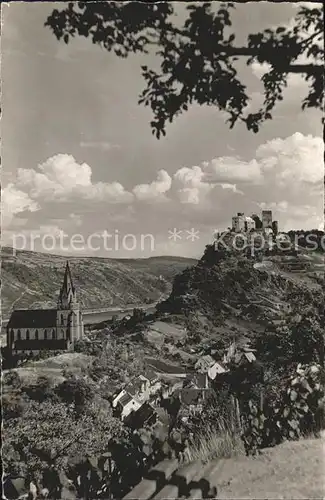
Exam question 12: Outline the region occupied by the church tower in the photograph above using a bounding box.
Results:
[56,261,84,347]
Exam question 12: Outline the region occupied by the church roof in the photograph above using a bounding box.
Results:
[58,261,75,302]
[7,309,57,329]
[62,261,75,293]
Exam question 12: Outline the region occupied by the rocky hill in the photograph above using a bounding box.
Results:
[156,244,324,347]
[1,247,197,317]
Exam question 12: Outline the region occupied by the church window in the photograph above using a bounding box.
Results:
[35,329,39,340]
[61,314,64,325]
[44,330,47,340]
[26,330,30,340]
[52,329,56,339]
[17,329,21,340]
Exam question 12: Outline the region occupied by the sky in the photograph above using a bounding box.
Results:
[2,1,324,258]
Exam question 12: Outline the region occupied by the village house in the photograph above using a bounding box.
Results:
[111,390,141,420]
[6,262,84,356]
[124,402,158,430]
[194,354,215,373]
[194,355,228,384]
[111,369,162,420]
[223,339,257,366]
[126,369,161,402]
[207,361,228,381]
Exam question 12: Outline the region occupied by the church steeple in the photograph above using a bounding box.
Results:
[58,261,77,309]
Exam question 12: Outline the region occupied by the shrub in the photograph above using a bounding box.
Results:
[55,376,94,409]
[3,370,21,389]
[22,375,57,402]
[241,362,325,455]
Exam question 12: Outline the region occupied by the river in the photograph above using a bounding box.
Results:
[83,304,157,325]
[1,303,158,328]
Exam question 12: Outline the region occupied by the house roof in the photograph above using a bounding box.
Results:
[7,309,58,329]
[112,389,125,404]
[208,362,227,380]
[125,402,157,429]
[3,476,27,499]
[119,392,133,406]
[60,261,75,295]
[195,355,215,372]
[12,339,68,351]
[144,368,158,382]
[243,351,256,363]
[127,377,144,396]
[234,351,256,364]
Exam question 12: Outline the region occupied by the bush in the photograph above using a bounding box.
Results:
[55,376,94,409]
[241,363,325,455]
[3,370,21,389]
[2,390,26,419]
[22,375,57,402]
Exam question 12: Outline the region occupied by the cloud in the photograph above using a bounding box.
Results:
[202,157,263,184]
[80,141,120,151]
[258,201,289,213]
[172,166,213,204]
[68,213,83,227]
[4,132,322,255]
[2,223,68,250]
[16,154,133,203]
[255,132,323,186]
[2,183,40,228]
[133,169,172,201]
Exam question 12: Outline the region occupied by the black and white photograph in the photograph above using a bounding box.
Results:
[1,1,324,499]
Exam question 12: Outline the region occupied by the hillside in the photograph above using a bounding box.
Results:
[156,244,324,347]
[1,247,196,317]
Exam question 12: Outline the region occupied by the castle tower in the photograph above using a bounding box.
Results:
[232,213,245,232]
[57,261,84,347]
[262,210,273,229]
[272,220,279,236]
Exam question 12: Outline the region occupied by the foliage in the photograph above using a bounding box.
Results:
[3,397,127,498]
[21,375,58,403]
[73,339,102,357]
[46,2,323,138]
[2,389,27,420]
[255,311,324,367]
[3,370,22,389]
[184,312,204,344]
[241,363,325,455]
[55,376,94,409]
[87,339,146,389]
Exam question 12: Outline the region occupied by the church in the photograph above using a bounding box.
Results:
[7,261,84,355]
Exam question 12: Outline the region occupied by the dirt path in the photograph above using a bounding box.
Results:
[215,436,324,499]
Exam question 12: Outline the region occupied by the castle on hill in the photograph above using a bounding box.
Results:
[231,210,278,235]
[7,261,84,355]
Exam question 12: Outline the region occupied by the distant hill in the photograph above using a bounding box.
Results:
[1,247,197,317]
